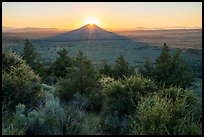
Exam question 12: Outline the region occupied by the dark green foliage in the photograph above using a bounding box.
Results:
[2,51,24,72]
[70,49,98,95]
[2,52,44,111]
[102,75,157,116]
[63,93,100,135]
[2,104,27,135]
[98,60,114,77]
[114,55,135,79]
[48,48,73,81]
[23,40,45,78]
[99,55,135,79]
[139,43,195,88]
[55,78,77,102]
[2,43,201,135]
[100,75,157,134]
[129,87,202,135]
[138,57,153,78]
[86,89,106,113]
[56,49,99,102]
[159,87,198,109]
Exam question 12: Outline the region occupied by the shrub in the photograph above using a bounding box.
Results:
[2,52,44,111]
[55,78,77,102]
[98,60,114,77]
[63,93,100,135]
[42,91,65,135]
[101,112,129,135]
[130,88,202,135]
[113,55,135,79]
[139,43,195,88]
[26,109,47,135]
[3,90,66,135]
[159,86,198,110]
[100,75,157,134]
[23,40,45,78]
[70,49,99,95]
[102,75,157,116]
[48,48,73,80]
[2,104,27,135]
[99,55,135,79]
[86,88,106,113]
[56,49,99,102]
[130,95,173,135]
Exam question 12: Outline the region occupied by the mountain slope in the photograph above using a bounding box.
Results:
[41,24,128,41]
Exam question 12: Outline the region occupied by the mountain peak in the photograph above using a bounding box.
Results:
[42,23,127,41]
[80,24,101,30]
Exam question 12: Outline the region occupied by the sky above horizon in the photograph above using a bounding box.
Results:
[2,2,202,30]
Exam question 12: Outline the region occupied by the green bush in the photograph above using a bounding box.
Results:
[63,93,100,135]
[2,52,44,111]
[48,48,73,81]
[23,40,45,78]
[129,88,201,135]
[101,112,129,135]
[159,86,198,110]
[130,95,173,135]
[99,55,135,79]
[3,90,66,135]
[56,49,99,102]
[113,55,135,79]
[26,109,47,135]
[139,43,195,88]
[86,88,106,113]
[98,60,114,78]
[70,49,99,95]
[55,78,77,102]
[42,91,65,135]
[100,75,157,134]
[2,104,27,135]
[101,75,157,116]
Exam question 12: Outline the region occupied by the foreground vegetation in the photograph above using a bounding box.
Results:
[2,40,202,135]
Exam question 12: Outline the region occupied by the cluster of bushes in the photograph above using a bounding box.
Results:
[2,41,202,135]
[139,43,195,88]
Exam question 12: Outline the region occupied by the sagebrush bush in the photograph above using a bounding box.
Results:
[43,91,66,135]
[101,112,129,135]
[63,93,100,135]
[2,104,27,135]
[2,90,66,135]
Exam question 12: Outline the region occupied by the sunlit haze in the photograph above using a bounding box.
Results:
[2,2,202,30]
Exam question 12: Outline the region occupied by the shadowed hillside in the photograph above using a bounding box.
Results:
[40,24,129,41]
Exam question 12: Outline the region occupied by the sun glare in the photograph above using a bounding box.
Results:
[83,17,100,26]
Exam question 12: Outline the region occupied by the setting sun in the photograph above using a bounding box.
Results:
[83,16,100,26]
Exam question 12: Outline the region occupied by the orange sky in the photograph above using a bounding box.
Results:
[2,2,202,30]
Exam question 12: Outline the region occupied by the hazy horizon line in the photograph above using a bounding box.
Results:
[2,25,202,32]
